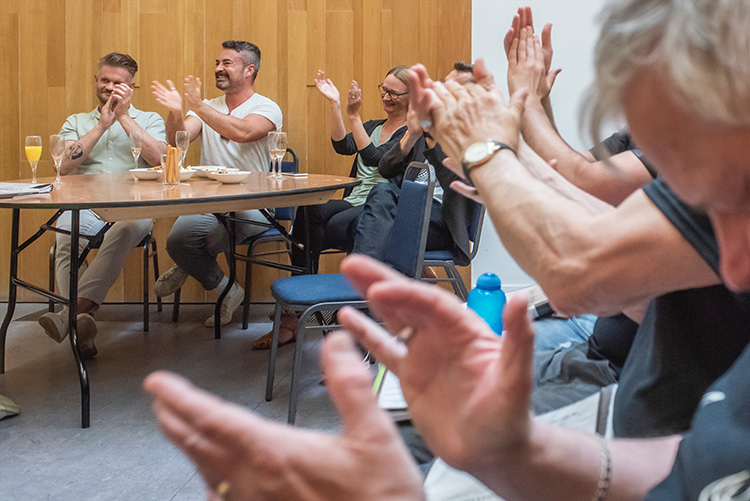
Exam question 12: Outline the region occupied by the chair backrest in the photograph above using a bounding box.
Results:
[275,148,299,222]
[383,162,435,278]
[467,202,486,261]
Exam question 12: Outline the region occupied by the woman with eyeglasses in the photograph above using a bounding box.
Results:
[252,66,409,350]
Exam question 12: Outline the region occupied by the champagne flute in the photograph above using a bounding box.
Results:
[175,130,189,169]
[271,131,288,177]
[25,136,42,183]
[267,131,279,178]
[130,130,144,170]
[49,134,65,185]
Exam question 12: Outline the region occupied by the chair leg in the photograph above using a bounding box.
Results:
[448,265,469,301]
[48,243,57,312]
[242,255,252,329]
[287,314,307,425]
[151,239,162,313]
[265,303,283,401]
[142,239,149,332]
[172,288,181,322]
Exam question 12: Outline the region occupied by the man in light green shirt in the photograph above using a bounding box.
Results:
[39,53,166,359]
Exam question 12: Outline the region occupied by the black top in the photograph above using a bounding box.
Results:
[379,135,476,266]
[331,119,407,197]
[612,179,750,437]
[646,338,750,499]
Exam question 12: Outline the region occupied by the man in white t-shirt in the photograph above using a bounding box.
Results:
[151,40,283,327]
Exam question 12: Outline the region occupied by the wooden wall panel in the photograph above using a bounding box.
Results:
[0,0,471,302]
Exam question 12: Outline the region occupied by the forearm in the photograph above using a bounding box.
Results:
[521,100,591,186]
[468,151,718,316]
[474,424,680,501]
[60,124,107,175]
[348,113,373,151]
[165,110,188,146]
[191,102,263,143]
[116,114,166,166]
[328,101,347,141]
[379,130,420,178]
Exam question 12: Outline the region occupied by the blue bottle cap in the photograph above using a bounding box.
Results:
[476,272,502,291]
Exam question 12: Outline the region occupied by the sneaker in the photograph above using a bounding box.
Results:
[39,308,69,343]
[76,313,98,359]
[155,264,189,297]
[205,281,244,327]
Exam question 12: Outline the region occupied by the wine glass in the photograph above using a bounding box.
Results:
[25,136,42,183]
[175,130,189,168]
[267,131,279,178]
[130,130,144,170]
[49,134,65,185]
[271,131,288,177]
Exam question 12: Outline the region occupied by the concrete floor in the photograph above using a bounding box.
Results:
[0,303,342,500]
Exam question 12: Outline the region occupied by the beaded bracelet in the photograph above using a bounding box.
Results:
[592,434,612,501]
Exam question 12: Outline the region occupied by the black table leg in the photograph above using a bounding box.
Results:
[67,210,90,428]
[0,209,20,374]
[213,213,237,340]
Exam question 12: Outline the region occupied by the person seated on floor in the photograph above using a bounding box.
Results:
[39,52,166,359]
[150,40,282,327]
[146,2,750,496]
[251,66,409,350]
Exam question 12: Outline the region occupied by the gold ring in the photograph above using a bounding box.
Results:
[395,326,415,343]
[215,480,231,500]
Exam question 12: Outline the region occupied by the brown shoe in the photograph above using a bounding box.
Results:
[252,312,298,350]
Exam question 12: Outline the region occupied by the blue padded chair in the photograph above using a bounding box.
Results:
[421,203,485,301]
[265,162,435,424]
[170,149,300,331]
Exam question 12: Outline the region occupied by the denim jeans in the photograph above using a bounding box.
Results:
[532,314,598,351]
[165,210,268,290]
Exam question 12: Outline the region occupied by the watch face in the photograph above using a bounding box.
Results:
[465,142,489,164]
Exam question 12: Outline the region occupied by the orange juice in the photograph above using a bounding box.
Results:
[25,145,42,162]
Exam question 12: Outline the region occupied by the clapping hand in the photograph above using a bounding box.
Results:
[346,80,362,117]
[315,70,341,103]
[338,254,536,474]
[504,6,560,99]
[406,61,525,180]
[183,75,203,110]
[111,82,133,117]
[145,330,425,501]
[151,79,183,113]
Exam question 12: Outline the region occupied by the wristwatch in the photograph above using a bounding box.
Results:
[461,140,516,182]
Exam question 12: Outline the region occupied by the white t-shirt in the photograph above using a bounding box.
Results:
[187,93,283,172]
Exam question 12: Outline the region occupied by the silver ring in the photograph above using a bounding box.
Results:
[170,87,177,91]
[420,119,433,128]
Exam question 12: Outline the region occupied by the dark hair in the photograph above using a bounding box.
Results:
[98,53,138,79]
[222,40,261,80]
[453,60,474,73]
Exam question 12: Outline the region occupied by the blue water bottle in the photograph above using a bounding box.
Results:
[467,272,507,335]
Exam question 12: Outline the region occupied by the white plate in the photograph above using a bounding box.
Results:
[192,166,227,178]
[212,171,250,184]
[205,168,240,180]
[130,168,161,180]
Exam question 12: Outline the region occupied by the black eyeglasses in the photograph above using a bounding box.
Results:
[378,84,408,99]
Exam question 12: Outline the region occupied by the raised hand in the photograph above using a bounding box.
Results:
[183,75,203,110]
[504,7,559,97]
[151,79,183,113]
[338,254,536,473]
[314,70,341,103]
[508,27,560,101]
[111,82,133,117]
[346,80,362,116]
[144,331,425,501]
[99,94,118,129]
